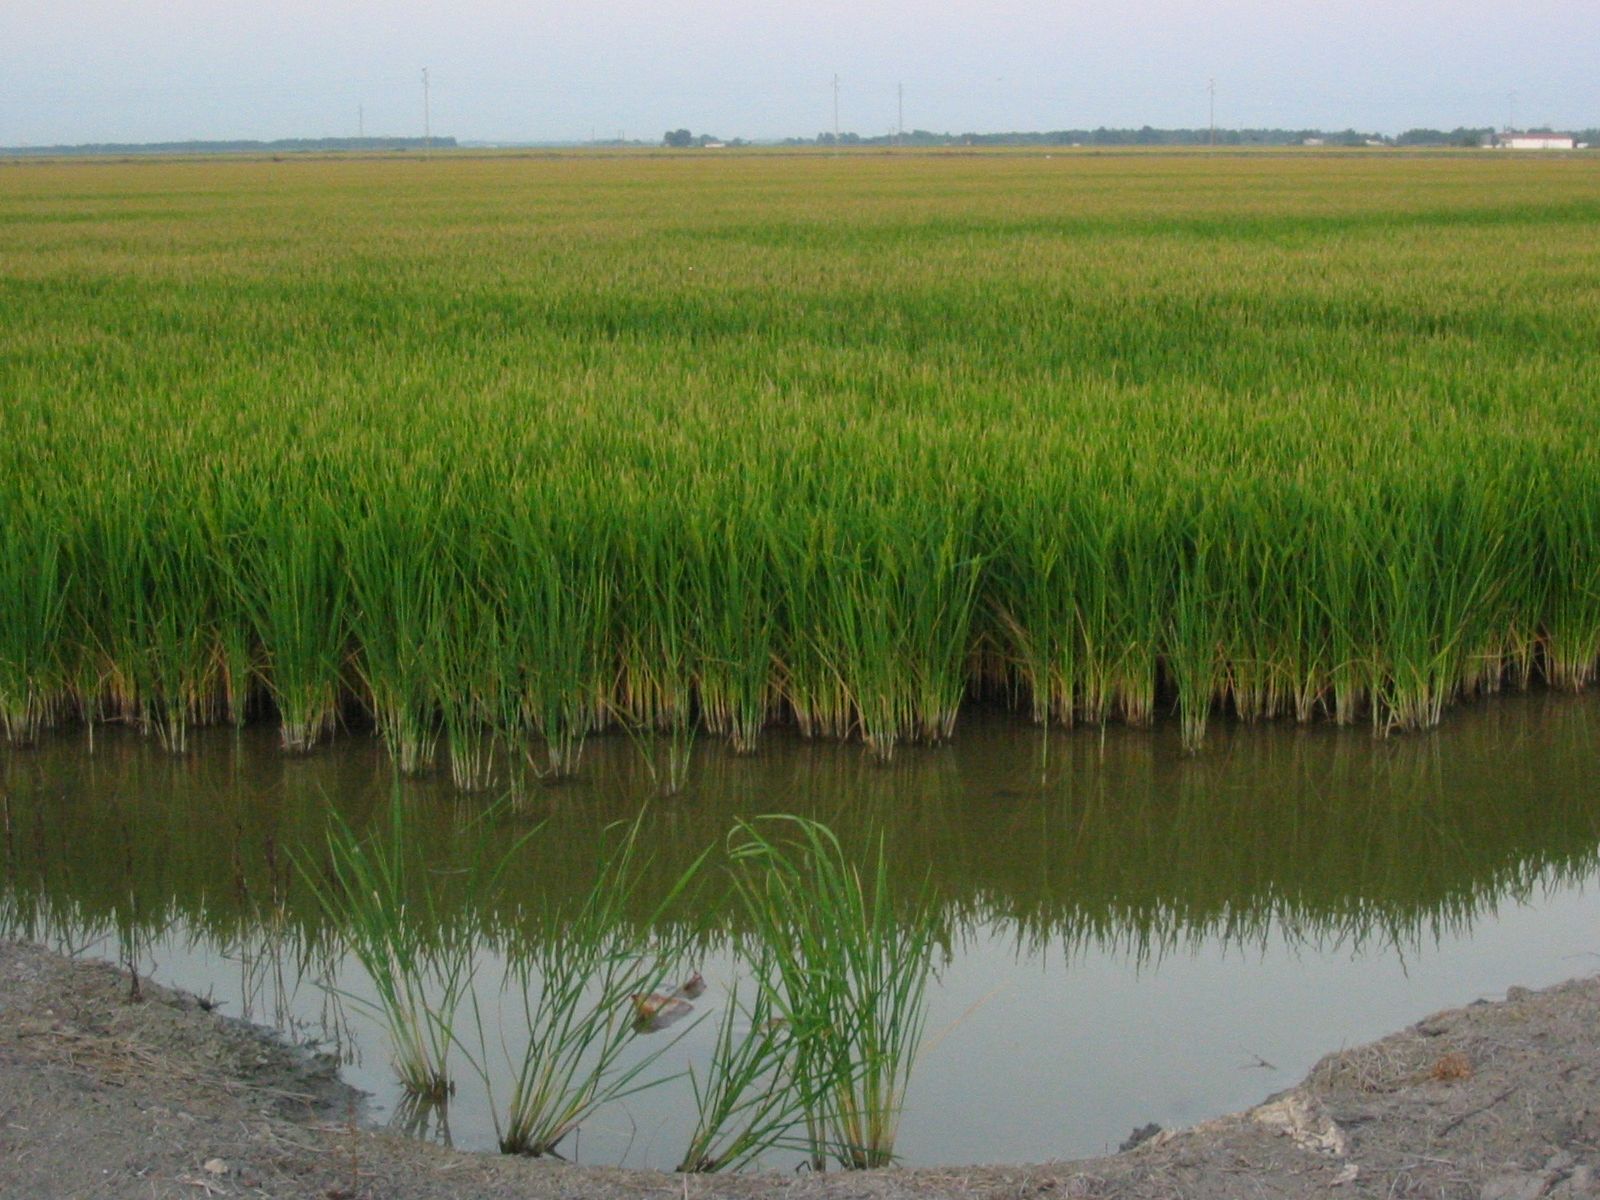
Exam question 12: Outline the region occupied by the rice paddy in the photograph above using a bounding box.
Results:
[2,150,1599,770]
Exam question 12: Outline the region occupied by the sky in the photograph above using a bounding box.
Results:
[2,0,1596,146]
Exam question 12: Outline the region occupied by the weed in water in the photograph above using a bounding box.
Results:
[677,946,835,1173]
[729,816,937,1169]
[475,816,710,1158]
[296,789,530,1100]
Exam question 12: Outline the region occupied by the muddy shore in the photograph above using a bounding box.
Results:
[2,940,1597,1199]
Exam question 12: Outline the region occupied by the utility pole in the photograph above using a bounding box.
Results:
[1208,78,1216,146]
[897,83,904,147]
[833,74,840,143]
[422,67,431,148]
[358,104,365,138]
[1507,89,1517,133]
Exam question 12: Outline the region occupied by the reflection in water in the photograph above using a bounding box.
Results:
[5,694,1597,959]
[3,692,1599,1165]
[391,1093,454,1147]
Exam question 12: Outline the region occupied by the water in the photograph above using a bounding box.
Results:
[4,693,1599,1167]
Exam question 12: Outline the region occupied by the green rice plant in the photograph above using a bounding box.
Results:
[209,604,258,729]
[614,492,699,738]
[677,950,826,1173]
[987,470,1093,726]
[816,518,902,757]
[1313,498,1376,726]
[1367,480,1511,733]
[1541,473,1600,690]
[428,532,511,793]
[686,493,778,755]
[436,626,506,793]
[295,790,517,1099]
[1262,491,1336,723]
[183,465,260,730]
[610,492,703,792]
[1042,480,1166,730]
[625,721,698,798]
[1459,475,1541,697]
[303,814,457,1098]
[776,473,983,759]
[73,476,224,753]
[496,488,616,779]
[1208,488,1293,723]
[1166,528,1221,751]
[896,485,986,746]
[226,485,349,752]
[729,816,936,1169]
[342,492,445,775]
[5,153,1600,772]
[770,501,856,744]
[476,818,709,1158]
[0,486,68,745]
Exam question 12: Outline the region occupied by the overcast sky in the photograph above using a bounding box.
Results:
[2,0,1596,145]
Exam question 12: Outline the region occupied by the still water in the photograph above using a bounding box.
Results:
[3,694,1599,1167]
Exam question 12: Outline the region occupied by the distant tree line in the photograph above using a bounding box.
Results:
[15,127,1592,159]
[1389,127,1600,146]
[0,137,456,157]
[774,126,1597,149]
[1394,128,1495,147]
[661,130,748,148]
[788,127,1389,148]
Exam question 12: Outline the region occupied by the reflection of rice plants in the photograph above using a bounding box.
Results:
[479,819,708,1158]
[627,722,698,798]
[730,817,936,1169]
[390,1091,454,1146]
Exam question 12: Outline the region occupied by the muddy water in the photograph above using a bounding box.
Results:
[4,694,1600,1167]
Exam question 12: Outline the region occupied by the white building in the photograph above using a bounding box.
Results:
[1499,132,1576,150]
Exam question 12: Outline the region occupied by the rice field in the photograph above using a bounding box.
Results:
[2,149,1599,778]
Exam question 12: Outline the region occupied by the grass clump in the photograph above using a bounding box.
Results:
[297,790,522,1100]
[729,816,937,1169]
[677,951,819,1173]
[478,818,709,1157]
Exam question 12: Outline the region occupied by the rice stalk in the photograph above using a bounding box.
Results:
[476,817,710,1157]
[729,816,936,1169]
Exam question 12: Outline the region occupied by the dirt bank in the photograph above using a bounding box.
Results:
[2,940,1597,1199]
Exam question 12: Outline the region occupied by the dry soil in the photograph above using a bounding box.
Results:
[2,940,1597,1199]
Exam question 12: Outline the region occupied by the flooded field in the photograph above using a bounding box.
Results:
[4,692,1599,1168]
